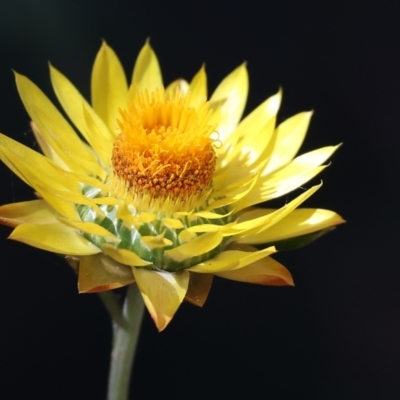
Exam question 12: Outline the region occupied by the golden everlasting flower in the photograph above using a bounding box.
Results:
[0,42,344,331]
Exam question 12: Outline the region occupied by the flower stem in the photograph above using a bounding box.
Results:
[106,284,144,400]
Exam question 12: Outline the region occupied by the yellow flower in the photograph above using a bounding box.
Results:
[0,41,344,331]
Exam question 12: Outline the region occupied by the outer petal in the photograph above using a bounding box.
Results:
[25,181,80,221]
[164,231,223,263]
[234,169,324,212]
[209,64,248,143]
[189,246,276,273]
[15,73,102,177]
[78,253,134,293]
[165,79,189,96]
[132,268,189,331]
[101,244,152,267]
[224,184,321,238]
[189,65,207,105]
[0,136,80,192]
[9,222,101,255]
[264,145,340,180]
[58,218,119,239]
[185,272,213,307]
[129,40,163,100]
[0,132,106,199]
[264,111,313,175]
[91,41,128,132]
[30,122,69,169]
[207,168,260,210]
[81,105,114,165]
[235,146,339,211]
[216,256,294,286]
[236,208,345,245]
[49,64,115,163]
[0,136,82,220]
[0,200,58,227]
[222,89,281,162]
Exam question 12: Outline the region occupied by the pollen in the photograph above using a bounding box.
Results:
[111,88,217,212]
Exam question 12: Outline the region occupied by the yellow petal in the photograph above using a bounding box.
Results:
[0,139,79,192]
[30,122,69,169]
[178,229,197,244]
[129,40,163,100]
[27,181,80,221]
[235,143,338,211]
[116,203,141,227]
[58,218,119,239]
[216,256,294,286]
[193,210,233,219]
[223,184,321,237]
[214,120,277,188]
[209,63,248,143]
[189,65,207,105]
[49,64,114,163]
[266,165,326,200]
[71,171,110,192]
[91,196,120,205]
[162,218,184,229]
[236,145,340,208]
[189,246,276,273]
[0,140,81,220]
[185,272,213,307]
[101,244,152,267]
[223,119,277,178]
[207,168,260,210]
[78,253,134,293]
[91,41,128,132]
[140,236,173,250]
[265,145,340,180]
[165,79,189,95]
[237,208,345,244]
[0,146,70,195]
[139,212,156,223]
[212,164,259,199]
[9,222,101,255]
[0,139,107,218]
[132,268,189,331]
[0,200,58,227]
[15,72,101,176]
[223,89,281,160]
[235,165,326,212]
[81,105,114,166]
[164,231,223,263]
[187,223,230,233]
[264,111,313,175]
[36,185,96,207]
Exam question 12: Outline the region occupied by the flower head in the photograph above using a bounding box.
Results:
[0,41,344,331]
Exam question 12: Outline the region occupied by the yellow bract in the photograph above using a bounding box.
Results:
[0,40,344,331]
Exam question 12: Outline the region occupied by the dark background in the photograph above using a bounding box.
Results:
[0,1,399,399]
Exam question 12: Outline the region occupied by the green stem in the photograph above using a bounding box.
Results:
[106,284,144,400]
[98,291,128,330]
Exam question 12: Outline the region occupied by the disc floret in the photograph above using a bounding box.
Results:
[111,88,217,214]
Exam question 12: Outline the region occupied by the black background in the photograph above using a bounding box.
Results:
[0,1,399,399]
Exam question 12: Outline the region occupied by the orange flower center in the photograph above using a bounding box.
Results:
[111,88,217,212]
